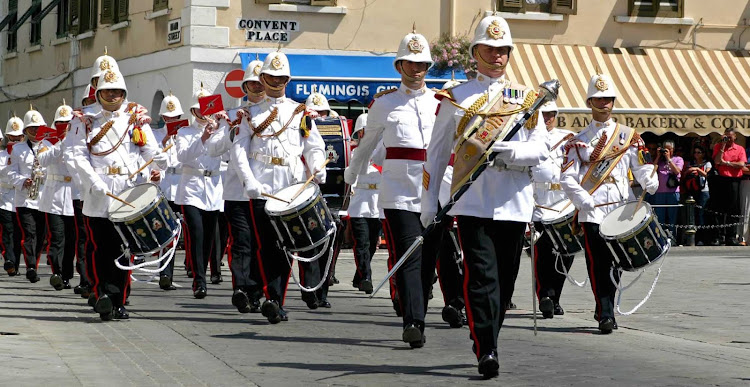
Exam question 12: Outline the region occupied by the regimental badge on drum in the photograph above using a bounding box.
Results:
[167,101,176,112]
[326,144,339,163]
[271,56,283,70]
[487,20,505,40]
[628,247,637,256]
[307,218,318,230]
[643,237,654,250]
[595,76,608,91]
[100,58,110,71]
[408,36,423,53]
[137,229,147,238]
[292,225,303,235]
[152,218,163,231]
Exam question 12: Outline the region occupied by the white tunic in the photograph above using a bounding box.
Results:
[531,128,575,221]
[66,102,166,218]
[37,139,78,216]
[174,121,223,212]
[348,142,385,219]
[422,75,549,222]
[152,127,181,202]
[348,84,437,213]
[8,140,45,210]
[560,119,658,224]
[0,149,15,212]
[232,97,327,196]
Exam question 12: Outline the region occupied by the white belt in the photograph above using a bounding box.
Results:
[533,182,562,191]
[93,165,131,175]
[355,183,378,190]
[166,167,183,175]
[492,160,529,173]
[48,174,73,183]
[0,183,14,190]
[182,166,220,177]
[248,152,289,166]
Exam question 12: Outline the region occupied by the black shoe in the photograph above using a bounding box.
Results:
[305,300,319,310]
[94,295,113,315]
[114,306,129,320]
[442,305,463,328]
[317,300,331,308]
[554,303,564,316]
[4,261,16,276]
[232,289,252,313]
[80,286,92,299]
[599,318,615,334]
[539,297,554,319]
[210,275,223,284]
[506,300,517,310]
[278,307,288,322]
[478,350,500,378]
[193,287,207,299]
[159,275,176,291]
[74,285,83,294]
[392,298,403,317]
[613,319,618,330]
[249,299,261,313]
[361,279,373,294]
[710,239,722,246]
[88,293,97,308]
[261,300,282,324]
[726,239,741,246]
[49,274,64,291]
[327,275,340,286]
[352,280,362,290]
[62,279,71,289]
[402,323,425,348]
[26,268,40,283]
[186,270,193,278]
[100,311,114,321]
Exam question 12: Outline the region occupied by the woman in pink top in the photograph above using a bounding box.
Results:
[646,140,683,240]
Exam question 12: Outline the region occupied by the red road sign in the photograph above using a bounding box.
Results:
[224,69,246,98]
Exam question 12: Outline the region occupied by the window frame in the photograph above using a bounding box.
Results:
[7,0,18,52]
[153,0,168,12]
[57,0,70,37]
[70,0,97,35]
[29,0,42,46]
[628,0,684,18]
[497,0,576,15]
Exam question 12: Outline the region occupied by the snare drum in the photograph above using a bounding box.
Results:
[599,201,670,272]
[265,182,335,254]
[108,183,180,255]
[540,200,584,256]
[314,117,351,211]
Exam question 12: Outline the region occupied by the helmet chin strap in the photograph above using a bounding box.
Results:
[398,62,425,83]
[473,47,508,71]
[260,75,288,92]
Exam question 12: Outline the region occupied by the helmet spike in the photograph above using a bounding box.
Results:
[104,46,108,56]
[200,81,204,89]
[256,53,260,60]
[595,65,602,75]
[30,103,33,111]
[62,98,66,106]
[169,90,173,97]
[412,22,416,34]
[451,70,455,81]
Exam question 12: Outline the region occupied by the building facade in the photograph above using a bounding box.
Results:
[1,0,749,139]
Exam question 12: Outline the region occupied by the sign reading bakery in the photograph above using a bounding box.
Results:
[237,18,300,43]
[556,112,750,136]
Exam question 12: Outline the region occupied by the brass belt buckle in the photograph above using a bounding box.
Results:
[271,157,283,166]
[550,183,561,191]
[108,166,121,175]
[64,176,72,182]
[368,184,377,189]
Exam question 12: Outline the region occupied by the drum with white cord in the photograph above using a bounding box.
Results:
[540,200,584,256]
[599,201,670,272]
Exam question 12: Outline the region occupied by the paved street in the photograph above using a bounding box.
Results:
[0,246,748,386]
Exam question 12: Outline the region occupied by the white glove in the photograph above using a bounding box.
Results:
[91,180,108,199]
[581,195,596,212]
[344,166,358,185]
[491,141,516,163]
[645,180,659,195]
[244,179,263,199]
[152,151,169,169]
[313,168,326,184]
[420,210,437,229]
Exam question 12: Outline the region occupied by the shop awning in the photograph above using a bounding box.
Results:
[239,52,464,105]
[508,43,750,136]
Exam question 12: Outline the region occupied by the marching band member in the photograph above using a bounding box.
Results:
[305,91,338,118]
[344,28,440,349]
[207,58,267,314]
[560,70,658,334]
[176,85,224,299]
[8,108,49,284]
[151,93,185,291]
[38,103,78,290]
[422,15,550,376]
[530,101,576,318]
[232,51,327,324]
[347,114,384,294]
[1,117,23,276]
[67,67,168,321]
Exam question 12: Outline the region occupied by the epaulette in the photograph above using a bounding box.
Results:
[373,88,397,99]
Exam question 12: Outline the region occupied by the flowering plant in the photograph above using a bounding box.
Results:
[430,33,477,79]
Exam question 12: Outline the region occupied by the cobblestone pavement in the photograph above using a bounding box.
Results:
[0,247,747,386]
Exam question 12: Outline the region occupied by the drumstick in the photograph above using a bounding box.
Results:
[535,204,561,212]
[107,192,135,208]
[288,158,332,202]
[128,143,174,180]
[594,201,623,208]
[261,192,291,204]
[632,163,659,217]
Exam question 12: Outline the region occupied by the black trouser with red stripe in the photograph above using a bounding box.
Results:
[85,216,130,306]
[249,199,291,305]
[0,208,19,269]
[181,204,218,290]
[16,207,47,271]
[457,216,524,359]
[381,218,398,300]
[533,221,574,304]
[46,213,76,280]
[436,218,464,310]
[72,200,90,286]
[383,209,440,328]
[209,211,229,277]
[159,201,181,280]
[225,200,263,299]
[582,222,619,322]
[350,217,381,285]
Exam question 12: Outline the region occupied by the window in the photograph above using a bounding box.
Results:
[498,0,577,15]
[70,0,97,35]
[153,0,167,12]
[628,0,683,18]
[6,0,18,52]
[57,0,70,36]
[30,0,41,45]
[100,0,128,25]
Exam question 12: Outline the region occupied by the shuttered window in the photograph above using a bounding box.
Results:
[153,0,168,12]
[629,0,683,18]
[498,0,577,15]
[101,0,127,24]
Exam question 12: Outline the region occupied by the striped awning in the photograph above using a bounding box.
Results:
[506,44,750,135]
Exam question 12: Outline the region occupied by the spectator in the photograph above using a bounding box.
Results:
[739,146,750,245]
[681,145,711,245]
[710,128,747,246]
[646,140,683,240]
